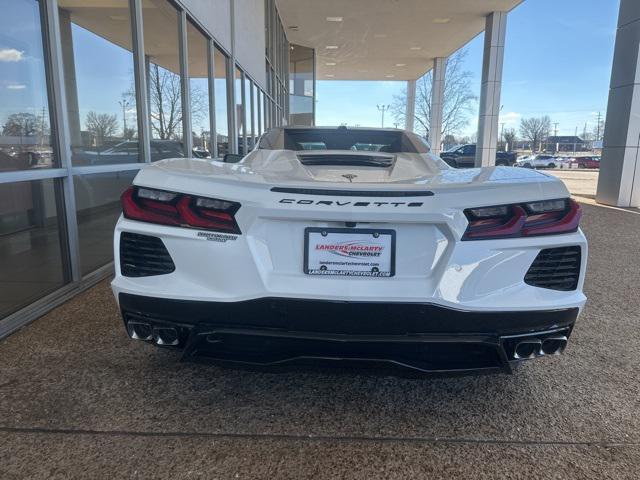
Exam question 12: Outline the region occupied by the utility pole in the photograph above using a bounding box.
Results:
[596,111,602,142]
[553,122,558,137]
[377,104,390,128]
[500,122,505,151]
[119,98,130,138]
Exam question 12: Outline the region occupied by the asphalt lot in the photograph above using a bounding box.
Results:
[546,169,599,199]
[1,192,640,478]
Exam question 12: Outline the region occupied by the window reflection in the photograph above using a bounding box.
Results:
[214,46,229,157]
[74,170,136,275]
[289,44,314,126]
[245,76,253,149]
[143,0,183,160]
[0,0,56,171]
[235,67,245,154]
[0,179,68,318]
[58,0,139,166]
[187,21,211,159]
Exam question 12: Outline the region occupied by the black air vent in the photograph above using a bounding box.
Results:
[525,246,581,291]
[297,154,394,167]
[120,232,175,277]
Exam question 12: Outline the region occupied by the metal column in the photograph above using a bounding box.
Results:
[475,11,507,167]
[596,0,640,207]
[429,57,446,155]
[405,80,416,132]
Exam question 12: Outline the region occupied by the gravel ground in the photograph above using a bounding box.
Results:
[0,202,639,479]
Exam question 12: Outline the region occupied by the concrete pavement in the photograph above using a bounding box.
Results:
[1,202,639,479]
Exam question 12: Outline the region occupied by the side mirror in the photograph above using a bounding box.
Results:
[223,153,244,163]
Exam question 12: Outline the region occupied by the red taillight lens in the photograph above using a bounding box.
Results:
[121,186,241,234]
[462,198,581,240]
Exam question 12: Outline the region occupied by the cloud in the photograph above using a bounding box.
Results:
[499,111,521,127]
[0,48,24,62]
[7,84,26,90]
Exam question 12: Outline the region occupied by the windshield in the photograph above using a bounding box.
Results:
[258,128,430,154]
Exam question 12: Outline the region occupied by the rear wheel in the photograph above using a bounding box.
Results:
[548,163,556,169]
[523,162,532,168]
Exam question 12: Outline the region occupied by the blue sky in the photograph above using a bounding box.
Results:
[316,0,619,137]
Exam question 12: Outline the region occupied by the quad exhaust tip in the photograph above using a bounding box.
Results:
[541,336,567,356]
[153,327,180,346]
[127,321,153,341]
[514,339,542,359]
[126,321,180,346]
[513,335,568,360]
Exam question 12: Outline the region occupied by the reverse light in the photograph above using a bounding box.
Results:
[462,198,581,240]
[121,186,241,234]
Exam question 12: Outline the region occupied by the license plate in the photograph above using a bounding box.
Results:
[304,228,395,277]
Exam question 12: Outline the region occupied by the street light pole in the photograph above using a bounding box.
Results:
[119,99,130,138]
[377,104,390,128]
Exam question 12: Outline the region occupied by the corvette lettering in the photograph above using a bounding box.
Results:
[279,198,423,207]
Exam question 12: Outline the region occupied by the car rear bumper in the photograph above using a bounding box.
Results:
[119,293,578,375]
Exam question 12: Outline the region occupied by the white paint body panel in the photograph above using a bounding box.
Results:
[111,147,587,313]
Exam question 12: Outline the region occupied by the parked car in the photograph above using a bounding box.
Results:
[440,144,517,168]
[113,126,587,375]
[516,154,560,169]
[570,156,600,169]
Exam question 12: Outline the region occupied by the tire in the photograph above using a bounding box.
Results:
[548,163,556,169]
[523,163,532,168]
[578,163,585,169]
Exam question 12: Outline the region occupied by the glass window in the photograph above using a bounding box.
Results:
[58,0,139,166]
[214,45,228,157]
[256,89,262,136]
[0,0,56,171]
[0,179,68,318]
[253,83,260,137]
[143,0,183,160]
[289,44,313,126]
[262,93,268,132]
[235,67,245,154]
[187,21,211,159]
[74,170,137,275]
[244,76,253,148]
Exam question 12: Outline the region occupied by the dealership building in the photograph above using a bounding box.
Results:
[1,0,639,335]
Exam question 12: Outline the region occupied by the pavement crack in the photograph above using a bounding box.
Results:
[0,426,638,448]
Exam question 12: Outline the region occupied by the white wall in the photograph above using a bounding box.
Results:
[234,0,267,89]
[181,0,232,52]
[180,0,267,90]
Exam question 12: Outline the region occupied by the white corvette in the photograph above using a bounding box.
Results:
[111,127,587,374]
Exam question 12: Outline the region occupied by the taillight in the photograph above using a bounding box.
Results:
[121,186,241,234]
[462,198,581,240]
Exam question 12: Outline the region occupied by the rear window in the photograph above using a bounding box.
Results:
[258,128,429,153]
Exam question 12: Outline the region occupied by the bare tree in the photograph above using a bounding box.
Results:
[503,128,517,151]
[391,48,477,139]
[145,63,208,141]
[519,116,551,152]
[85,111,118,146]
[2,112,45,136]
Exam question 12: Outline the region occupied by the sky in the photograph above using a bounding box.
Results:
[316,0,619,138]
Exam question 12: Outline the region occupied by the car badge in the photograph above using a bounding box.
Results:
[342,174,357,182]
